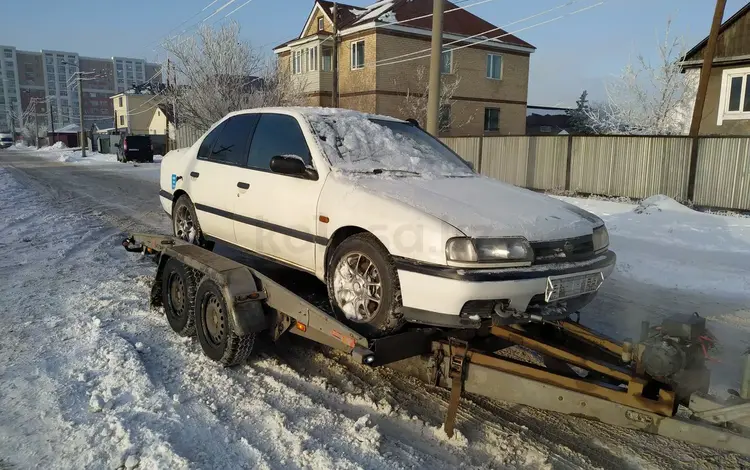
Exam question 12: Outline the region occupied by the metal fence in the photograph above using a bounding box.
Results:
[441,135,750,211]
[174,125,205,150]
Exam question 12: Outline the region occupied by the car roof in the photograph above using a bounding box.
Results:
[222,106,407,124]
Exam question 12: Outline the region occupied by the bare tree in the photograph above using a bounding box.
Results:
[396,65,469,132]
[20,98,47,146]
[163,22,305,132]
[585,20,691,135]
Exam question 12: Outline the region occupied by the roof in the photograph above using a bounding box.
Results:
[275,0,534,51]
[683,1,750,61]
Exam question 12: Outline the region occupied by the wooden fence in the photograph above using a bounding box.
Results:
[441,135,750,211]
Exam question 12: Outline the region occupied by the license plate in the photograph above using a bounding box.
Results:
[545,272,604,302]
[129,148,139,151]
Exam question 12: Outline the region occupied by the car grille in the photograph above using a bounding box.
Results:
[531,235,595,265]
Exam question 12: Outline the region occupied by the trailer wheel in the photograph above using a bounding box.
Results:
[194,278,255,366]
[327,233,405,337]
[161,258,197,336]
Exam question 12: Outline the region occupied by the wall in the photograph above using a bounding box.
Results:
[441,135,750,211]
[337,31,377,113]
[148,107,168,135]
[113,94,161,135]
[695,65,750,136]
[373,32,528,134]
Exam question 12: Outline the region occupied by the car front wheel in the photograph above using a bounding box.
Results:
[326,233,405,337]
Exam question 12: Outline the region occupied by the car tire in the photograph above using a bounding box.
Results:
[194,278,255,366]
[161,258,197,336]
[326,233,405,337]
[172,195,214,250]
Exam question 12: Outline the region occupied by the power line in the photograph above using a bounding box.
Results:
[374,0,582,67]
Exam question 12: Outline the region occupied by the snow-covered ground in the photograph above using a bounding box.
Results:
[21,141,163,166]
[1,146,749,469]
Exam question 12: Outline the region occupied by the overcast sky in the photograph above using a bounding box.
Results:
[3,0,747,106]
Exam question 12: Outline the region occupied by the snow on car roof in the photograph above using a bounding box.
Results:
[224,106,405,123]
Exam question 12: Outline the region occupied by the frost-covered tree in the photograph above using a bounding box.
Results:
[163,22,305,131]
[585,20,691,135]
[396,65,469,133]
[20,98,47,146]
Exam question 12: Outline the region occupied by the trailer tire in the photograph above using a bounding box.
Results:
[195,278,255,366]
[327,233,405,338]
[172,195,214,250]
[161,258,197,337]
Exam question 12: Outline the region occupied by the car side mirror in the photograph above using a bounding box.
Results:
[465,160,475,171]
[270,155,317,180]
[115,143,121,148]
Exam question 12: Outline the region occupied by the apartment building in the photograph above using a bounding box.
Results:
[0,44,162,133]
[273,0,535,135]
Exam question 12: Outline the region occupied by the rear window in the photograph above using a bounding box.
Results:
[126,136,151,147]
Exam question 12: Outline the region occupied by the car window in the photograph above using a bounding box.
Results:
[246,114,312,171]
[209,114,259,166]
[197,122,225,160]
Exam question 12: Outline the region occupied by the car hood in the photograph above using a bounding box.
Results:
[352,174,603,241]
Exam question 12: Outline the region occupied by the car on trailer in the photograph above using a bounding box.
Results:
[158,107,615,336]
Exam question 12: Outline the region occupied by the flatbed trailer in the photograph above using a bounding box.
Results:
[123,233,750,457]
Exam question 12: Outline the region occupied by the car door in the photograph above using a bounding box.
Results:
[186,114,259,244]
[233,113,323,272]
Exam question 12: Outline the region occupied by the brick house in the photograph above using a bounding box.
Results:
[273,0,535,135]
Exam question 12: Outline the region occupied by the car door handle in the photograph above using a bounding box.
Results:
[190,171,199,178]
[237,182,250,189]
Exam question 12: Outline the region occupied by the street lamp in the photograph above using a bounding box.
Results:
[61,60,86,157]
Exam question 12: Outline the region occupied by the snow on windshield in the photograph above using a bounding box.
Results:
[305,109,473,177]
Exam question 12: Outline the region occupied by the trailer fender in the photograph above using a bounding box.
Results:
[219,267,268,336]
[150,253,169,309]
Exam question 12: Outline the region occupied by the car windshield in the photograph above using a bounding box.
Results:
[308,111,474,177]
[1,137,12,142]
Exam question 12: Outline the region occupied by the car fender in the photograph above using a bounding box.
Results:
[317,173,464,270]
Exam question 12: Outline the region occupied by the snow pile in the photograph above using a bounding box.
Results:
[305,108,472,177]
[57,149,118,164]
[39,141,67,151]
[633,194,693,215]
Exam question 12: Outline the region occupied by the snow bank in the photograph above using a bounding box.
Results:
[634,194,694,215]
[39,141,67,151]
[57,149,118,164]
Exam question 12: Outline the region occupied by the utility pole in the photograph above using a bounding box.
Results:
[49,101,55,138]
[77,72,86,156]
[332,2,339,108]
[34,99,40,149]
[687,0,726,200]
[426,0,444,136]
[165,58,170,154]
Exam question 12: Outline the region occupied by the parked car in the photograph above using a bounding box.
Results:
[159,108,615,337]
[0,133,13,149]
[116,135,154,162]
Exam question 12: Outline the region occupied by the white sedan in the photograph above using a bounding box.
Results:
[159,107,615,337]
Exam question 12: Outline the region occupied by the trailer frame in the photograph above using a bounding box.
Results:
[123,233,750,457]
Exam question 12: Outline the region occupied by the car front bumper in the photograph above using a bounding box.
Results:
[395,251,616,328]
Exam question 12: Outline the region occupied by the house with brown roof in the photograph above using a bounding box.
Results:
[680,1,750,135]
[273,0,536,136]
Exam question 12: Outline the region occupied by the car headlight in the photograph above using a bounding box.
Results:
[593,226,609,253]
[446,237,533,263]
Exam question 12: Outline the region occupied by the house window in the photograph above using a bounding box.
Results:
[4,49,13,59]
[439,104,451,129]
[441,50,452,74]
[351,40,365,70]
[310,46,318,71]
[484,108,500,132]
[118,96,122,107]
[318,17,324,31]
[486,54,502,80]
[718,67,750,124]
[322,46,332,72]
[119,115,124,126]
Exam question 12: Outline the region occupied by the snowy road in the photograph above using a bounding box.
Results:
[1,146,749,469]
